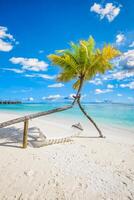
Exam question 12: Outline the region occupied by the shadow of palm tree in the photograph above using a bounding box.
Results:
[0,126,44,148]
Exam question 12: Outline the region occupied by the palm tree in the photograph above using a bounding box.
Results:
[48,36,120,137]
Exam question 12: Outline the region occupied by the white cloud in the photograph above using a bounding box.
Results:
[69,93,76,99]
[0,26,15,52]
[89,78,102,85]
[64,93,86,101]
[24,74,36,78]
[48,83,64,88]
[112,71,134,80]
[117,93,122,97]
[0,26,14,40]
[116,34,125,44]
[104,50,134,81]
[87,48,134,84]
[90,3,121,22]
[64,93,76,100]
[39,50,44,54]
[10,57,48,72]
[120,50,134,67]
[80,94,87,100]
[107,84,114,89]
[28,97,34,101]
[95,88,113,94]
[129,41,134,48]
[0,39,13,52]
[120,81,134,89]
[42,94,61,101]
[128,97,133,101]
[25,73,56,80]
[1,68,24,74]
[39,74,56,80]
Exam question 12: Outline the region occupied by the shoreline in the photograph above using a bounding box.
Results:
[0,112,134,199]
[0,111,134,144]
[0,109,134,133]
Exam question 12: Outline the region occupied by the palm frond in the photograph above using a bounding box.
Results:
[102,45,121,60]
[73,79,81,90]
[48,36,121,91]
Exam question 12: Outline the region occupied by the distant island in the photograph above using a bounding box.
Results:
[0,101,22,104]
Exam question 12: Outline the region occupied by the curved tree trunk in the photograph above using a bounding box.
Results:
[77,97,104,138]
[72,77,84,105]
[0,105,73,128]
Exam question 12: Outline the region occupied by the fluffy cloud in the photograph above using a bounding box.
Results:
[102,49,134,81]
[25,73,56,80]
[0,26,14,40]
[42,94,61,101]
[48,83,64,88]
[90,3,121,22]
[39,50,44,54]
[107,84,114,89]
[64,93,86,100]
[10,57,48,72]
[28,97,34,101]
[120,50,134,68]
[116,34,125,44]
[95,88,113,94]
[117,94,122,97]
[0,26,15,52]
[80,94,87,99]
[68,93,76,99]
[89,78,102,85]
[111,50,134,80]
[0,39,13,52]
[120,81,134,89]
[112,71,134,80]
[1,68,24,74]
[37,74,56,79]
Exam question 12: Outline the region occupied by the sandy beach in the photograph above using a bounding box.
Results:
[0,0,134,199]
[0,112,134,200]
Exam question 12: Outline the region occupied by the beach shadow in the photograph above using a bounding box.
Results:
[0,126,44,148]
[0,125,105,149]
[72,136,101,138]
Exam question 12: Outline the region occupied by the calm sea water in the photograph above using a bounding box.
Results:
[0,103,134,130]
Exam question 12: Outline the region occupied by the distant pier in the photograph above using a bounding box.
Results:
[0,101,22,104]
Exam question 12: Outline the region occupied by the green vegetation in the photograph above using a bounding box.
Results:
[48,36,120,137]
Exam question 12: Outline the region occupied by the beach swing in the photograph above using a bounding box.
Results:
[0,95,104,149]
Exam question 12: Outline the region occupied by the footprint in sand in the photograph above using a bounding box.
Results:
[56,182,59,187]
[122,181,127,187]
[78,182,82,188]
[24,170,34,177]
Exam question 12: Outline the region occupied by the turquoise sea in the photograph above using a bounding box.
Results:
[0,103,134,130]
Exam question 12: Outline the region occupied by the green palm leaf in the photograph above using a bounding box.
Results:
[48,36,120,91]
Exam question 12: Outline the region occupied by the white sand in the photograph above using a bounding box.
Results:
[0,112,134,200]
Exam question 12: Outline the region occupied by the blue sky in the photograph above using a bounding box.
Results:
[0,0,134,103]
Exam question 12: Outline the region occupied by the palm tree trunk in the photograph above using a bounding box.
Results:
[72,77,84,105]
[71,77,104,138]
[77,97,104,138]
[0,105,73,128]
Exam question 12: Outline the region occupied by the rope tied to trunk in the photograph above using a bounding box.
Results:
[72,94,81,101]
